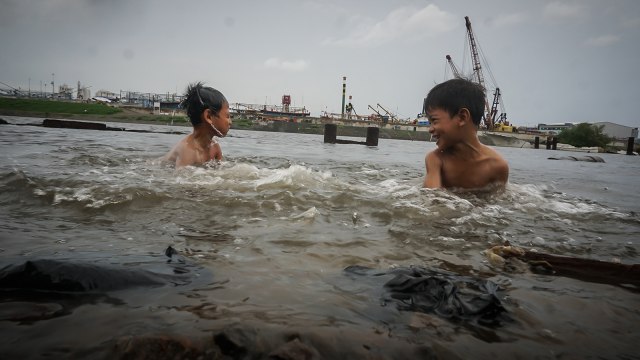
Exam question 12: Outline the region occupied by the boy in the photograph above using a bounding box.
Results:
[163,82,231,168]
[423,78,509,190]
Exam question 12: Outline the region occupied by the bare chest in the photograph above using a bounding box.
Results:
[441,160,492,189]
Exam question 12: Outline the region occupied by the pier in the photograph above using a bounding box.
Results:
[323,124,379,146]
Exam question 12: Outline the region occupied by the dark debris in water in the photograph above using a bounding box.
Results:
[0,259,173,292]
[547,155,605,162]
[0,257,203,324]
[165,245,185,264]
[344,265,513,328]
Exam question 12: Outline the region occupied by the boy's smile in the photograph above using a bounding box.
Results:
[427,108,458,150]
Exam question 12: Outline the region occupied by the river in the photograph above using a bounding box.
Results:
[1,116,639,359]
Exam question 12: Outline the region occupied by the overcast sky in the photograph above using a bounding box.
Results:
[1,0,639,128]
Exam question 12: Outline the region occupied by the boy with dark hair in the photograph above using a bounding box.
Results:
[163,82,231,168]
[423,78,509,190]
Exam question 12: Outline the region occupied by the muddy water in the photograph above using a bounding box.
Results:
[1,116,639,359]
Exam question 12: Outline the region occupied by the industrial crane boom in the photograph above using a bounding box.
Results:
[446,55,462,79]
[465,16,493,128]
[376,103,396,121]
[368,105,382,117]
[346,102,357,117]
[465,16,485,93]
[489,87,500,126]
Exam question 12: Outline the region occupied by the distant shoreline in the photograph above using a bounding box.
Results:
[0,108,189,127]
[0,109,434,142]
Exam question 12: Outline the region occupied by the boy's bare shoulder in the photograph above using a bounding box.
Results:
[481,144,509,182]
[479,143,505,160]
[425,148,443,160]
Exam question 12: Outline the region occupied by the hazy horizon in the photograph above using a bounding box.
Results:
[1,0,639,129]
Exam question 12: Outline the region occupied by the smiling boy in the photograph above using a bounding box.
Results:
[423,79,509,190]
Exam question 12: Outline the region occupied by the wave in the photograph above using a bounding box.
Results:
[2,161,636,227]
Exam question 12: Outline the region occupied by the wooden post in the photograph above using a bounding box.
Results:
[366,127,379,146]
[627,137,635,155]
[324,123,337,143]
[534,136,539,149]
[552,137,558,150]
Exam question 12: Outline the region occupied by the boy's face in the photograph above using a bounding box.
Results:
[208,103,232,136]
[426,107,461,150]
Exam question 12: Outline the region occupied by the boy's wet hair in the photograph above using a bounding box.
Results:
[181,82,228,126]
[423,78,485,127]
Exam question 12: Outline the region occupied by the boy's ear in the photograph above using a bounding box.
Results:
[457,108,471,127]
[203,108,214,123]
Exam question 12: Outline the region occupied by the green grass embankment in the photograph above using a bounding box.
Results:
[0,97,192,125]
[0,97,121,115]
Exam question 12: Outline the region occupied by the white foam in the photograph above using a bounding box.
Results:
[507,183,627,218]
[290,206,319,220]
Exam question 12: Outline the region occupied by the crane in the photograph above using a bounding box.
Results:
[489,88,509,129]
[368,104,382,115]
[465,16,497,129]
[446,55,462,79]
[376,103,396,122]
[345,102,358,119]
[489,87,500,126]
[466,16,486,94]
[368,104,386,122]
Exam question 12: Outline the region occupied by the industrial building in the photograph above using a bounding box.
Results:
[593,121,638,140]
[537,121,638,140]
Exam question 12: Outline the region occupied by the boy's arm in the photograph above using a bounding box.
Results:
[423,151,443,188]
[209,142,223,161]
[493,158,509,185]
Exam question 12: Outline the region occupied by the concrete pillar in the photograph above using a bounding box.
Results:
[366,127,379,146]
[324,123,337,143]
[627,137,635,155]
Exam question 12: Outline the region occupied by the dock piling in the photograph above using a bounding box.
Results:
[366,127,379,146]
[324,123,337,143]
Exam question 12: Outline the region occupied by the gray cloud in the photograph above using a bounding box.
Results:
[323,4,457,47]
